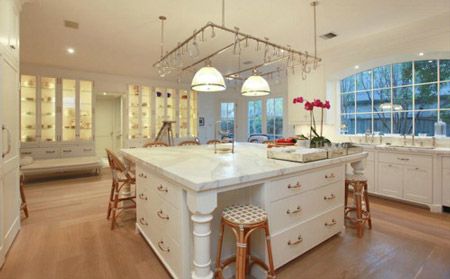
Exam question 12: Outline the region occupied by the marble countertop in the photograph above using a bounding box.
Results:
[354,143,450,155]
[122,143,367,192]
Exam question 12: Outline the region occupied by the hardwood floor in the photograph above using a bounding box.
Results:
[1,172,450,279]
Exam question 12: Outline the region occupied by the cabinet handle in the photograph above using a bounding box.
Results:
[397,157,409,161]
[139,217,148,226]
[138,193,148,200]
[324,173,335,179]
[46,150,56,154]
[63,149,71,153]
[9,45,16,50]
[157,240,170,252]
[22,152,32,155]
[286,206,302,215]
[157,209,170,220]
[324,219,337,227]
[138,173,147,178]
[2,125,11,158]
[323,194,336,200]
[287,235,303,246]
[83,148,92,152]
[287,181,301,189]
[157,184,168,193]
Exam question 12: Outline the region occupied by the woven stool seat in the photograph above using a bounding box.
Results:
[223,204,267,225]
[345,174,367,182]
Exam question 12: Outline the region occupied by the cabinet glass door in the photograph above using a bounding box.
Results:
[166,88,177,122]
[179,90,189,137]
[155,87,165,135]
[20,75,37,143]
[190,91,198,137]
[128,85,140,139]
[62,79,77,141]
[80,80,93,140]
[141,86,152,140]
[40,77,56,142]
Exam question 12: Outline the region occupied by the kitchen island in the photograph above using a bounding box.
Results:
[122,143,367,279]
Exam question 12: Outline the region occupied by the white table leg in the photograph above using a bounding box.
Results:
[187,191,218,279]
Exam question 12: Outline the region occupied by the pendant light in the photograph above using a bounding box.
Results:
[241,70,271,96]
[191,62,226,92]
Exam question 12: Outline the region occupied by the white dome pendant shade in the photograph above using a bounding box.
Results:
[241,73,271,96]
[191,66,226,92]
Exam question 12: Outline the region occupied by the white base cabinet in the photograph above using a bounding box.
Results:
[442,157,450,207]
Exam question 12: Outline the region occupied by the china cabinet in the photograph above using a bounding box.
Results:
[20,75,95,159]
[125,85,198,148]
[0,0,21,268]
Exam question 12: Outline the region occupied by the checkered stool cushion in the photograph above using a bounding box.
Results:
[222,204,267,225]
[345,174,367,182]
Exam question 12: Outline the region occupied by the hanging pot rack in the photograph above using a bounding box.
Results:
[153,1,321,81]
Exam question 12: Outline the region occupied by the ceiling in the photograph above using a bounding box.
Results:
[20,0,450,81]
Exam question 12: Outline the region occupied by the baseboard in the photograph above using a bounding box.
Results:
[430,204,443,213]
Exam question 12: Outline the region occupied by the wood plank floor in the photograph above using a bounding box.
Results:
[1,172,450,279]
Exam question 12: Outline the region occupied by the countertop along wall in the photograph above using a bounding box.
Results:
[20,63,217,144]
[288,11,450,143]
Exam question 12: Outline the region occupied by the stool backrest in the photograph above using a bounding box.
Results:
[178,140,200,146]
[106,149,132,181]
[143,141,169,148]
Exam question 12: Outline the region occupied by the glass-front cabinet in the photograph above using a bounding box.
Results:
[20,75,37,143]
[20,75,95,147]
[126,85,198,147]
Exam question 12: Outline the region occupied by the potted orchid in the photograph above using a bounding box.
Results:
[293,96,331,148]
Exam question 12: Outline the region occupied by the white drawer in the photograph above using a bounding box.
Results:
[146,173,182,208]
[23,147,60,159]
[378,152,431,168]
[154,231,182,278]
[267,165,344,202]
[147,192,181,245]
[271,206,343,268]
[269,182,343,233]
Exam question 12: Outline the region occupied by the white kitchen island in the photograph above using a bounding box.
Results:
[122,143,367,279]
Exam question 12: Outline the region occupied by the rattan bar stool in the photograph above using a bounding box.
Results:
[345,174,372,237]
[215,204,276,279]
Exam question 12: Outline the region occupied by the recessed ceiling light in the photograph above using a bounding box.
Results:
[67,48,75,54]
[418,52,424,56]
[354,65,359,69]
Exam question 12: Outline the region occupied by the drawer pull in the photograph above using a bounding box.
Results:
[22,152,32,155]
[286,206,302,215]
[323,194,336,200]
[63,149,71,153]
[397,157,410,161]
[157,209,170,220]
[288,235,303,246]
[324,219,337,227]
[158,240,170,252]
[139,217,148,226]
[287,182,301,189]
[46,150,56,154]
[157,184,168,193]
[324,173,335,179]
[138,193,148,200]
[138,173,147,178]
[83,148,92,152]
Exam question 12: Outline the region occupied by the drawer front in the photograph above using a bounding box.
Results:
[267,165,344,202]
[378,152,431,168]
[20,148,36,157]
[60,147,79,158]
[32,147,60,159]
[80,146,95,156]
[154,232,182,278]
[147,192,181,244]
[271,206,343,268]
[146,173,182,208]
[269,182,343,233]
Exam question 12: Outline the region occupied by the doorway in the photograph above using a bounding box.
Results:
[95,93,123,158]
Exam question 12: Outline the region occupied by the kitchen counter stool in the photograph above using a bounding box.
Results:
[215,204,276,279]
[345,174,372,237]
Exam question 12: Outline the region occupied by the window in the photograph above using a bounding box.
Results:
[266,98,284,139]
[220,102,235,136]
[340,59,450,136]
[248,100,262,135]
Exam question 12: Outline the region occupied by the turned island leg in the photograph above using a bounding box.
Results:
[187,191,218,279]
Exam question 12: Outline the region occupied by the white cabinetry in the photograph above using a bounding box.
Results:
[0,0,21,266]
[442,157,450,207]
[20,75,95,159]
[378,163,403,198]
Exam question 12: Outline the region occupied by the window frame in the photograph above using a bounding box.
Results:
[339,59,450,136]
